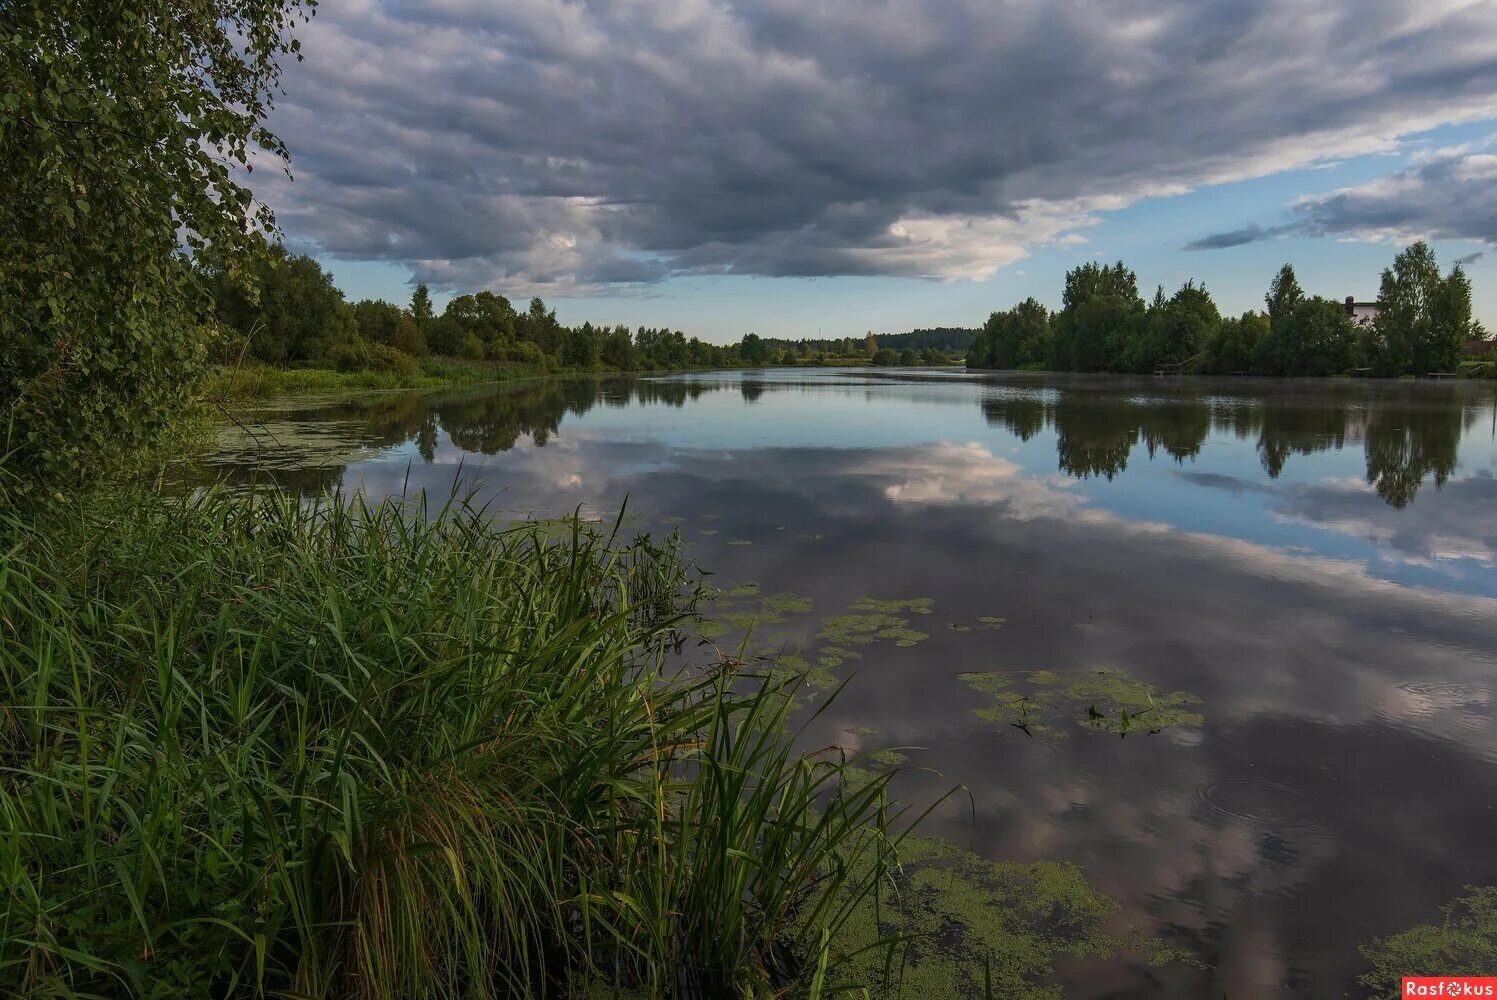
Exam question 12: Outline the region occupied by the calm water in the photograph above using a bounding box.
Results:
[201,369,1497,997]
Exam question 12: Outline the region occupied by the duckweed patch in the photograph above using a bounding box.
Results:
[818,614,930,649]
[818,645,863,669]
[863,749,910,768]
[693,594,940,700]
[831,835,1191,997]
[961,668,1203,738]
[718,610,766,632]
[1359,887,1497,997]
[850,596,935,615]
[762,592,814,615]
[758,651,838,692]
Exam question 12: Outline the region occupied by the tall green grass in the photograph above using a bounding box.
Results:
[0,487,905,998]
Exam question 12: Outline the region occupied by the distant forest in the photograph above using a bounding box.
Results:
[208,240,966,376]
[761,327,976,356]
[878,328,979,351]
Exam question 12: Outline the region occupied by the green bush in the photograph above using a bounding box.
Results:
[1,0,311,490]
[457,332,487,361]
[326,337,418,377]
[499,340,549,367]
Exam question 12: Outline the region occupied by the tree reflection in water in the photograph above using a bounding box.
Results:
[980,379,1479,508]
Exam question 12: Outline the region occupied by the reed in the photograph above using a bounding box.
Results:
[0,485,901,998]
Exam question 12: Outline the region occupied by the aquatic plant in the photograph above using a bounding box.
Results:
[819,613,930,649]
[961,668,1203,738]
[827,834,1188,997]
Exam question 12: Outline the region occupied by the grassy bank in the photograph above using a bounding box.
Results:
[200,353,933,406]
[202,357,557,402]
[0,486,910,998]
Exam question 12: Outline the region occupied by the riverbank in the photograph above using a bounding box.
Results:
[201,352,966,405]
[203,356,588,401]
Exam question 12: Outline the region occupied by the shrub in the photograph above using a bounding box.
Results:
[457,332,487,361]
[500,340,549,367]
[326,337,418,377]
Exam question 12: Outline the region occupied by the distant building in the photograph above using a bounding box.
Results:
[1343,296,1380,328]
[1463,338,1495,357]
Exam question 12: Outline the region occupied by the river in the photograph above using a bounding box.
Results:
[199,368,1497,997]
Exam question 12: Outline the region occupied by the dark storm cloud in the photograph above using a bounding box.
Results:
[1183,224,1285,251]
[1189,148,1497,251]
[257,0,1497,292]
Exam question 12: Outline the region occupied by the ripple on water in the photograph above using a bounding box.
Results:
[1190,778,1337,898]
[1387,679,1497,762]
[1194,778,1325,831]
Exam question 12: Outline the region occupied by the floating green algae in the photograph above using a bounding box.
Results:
[817,645,863,669]
[761,592,814,615]
[850,596,935,615]
[863,748,910,768]
[961,668,1202,738]
[758,650,838,692]
[699,528,720,536]
[818,613,930,648]
[693,595,935,695]
[718,609,765,631]
[829,834,1192,997]
[726,538,753,546]
[839,745,907,793]
[1358,887,1497,997]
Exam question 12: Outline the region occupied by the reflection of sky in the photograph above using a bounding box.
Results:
[323,370,1497,597]
[207,371,1497,998]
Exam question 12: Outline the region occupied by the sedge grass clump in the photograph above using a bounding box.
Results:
[0,487,899,998]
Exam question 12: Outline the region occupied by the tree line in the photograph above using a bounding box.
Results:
[210,242,745,375]
[209,242,966,378]
[967,243,1487,377]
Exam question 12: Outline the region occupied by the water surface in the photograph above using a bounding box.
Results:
[200,369,1497,996]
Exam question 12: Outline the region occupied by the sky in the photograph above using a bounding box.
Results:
[252,0,1497,342]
